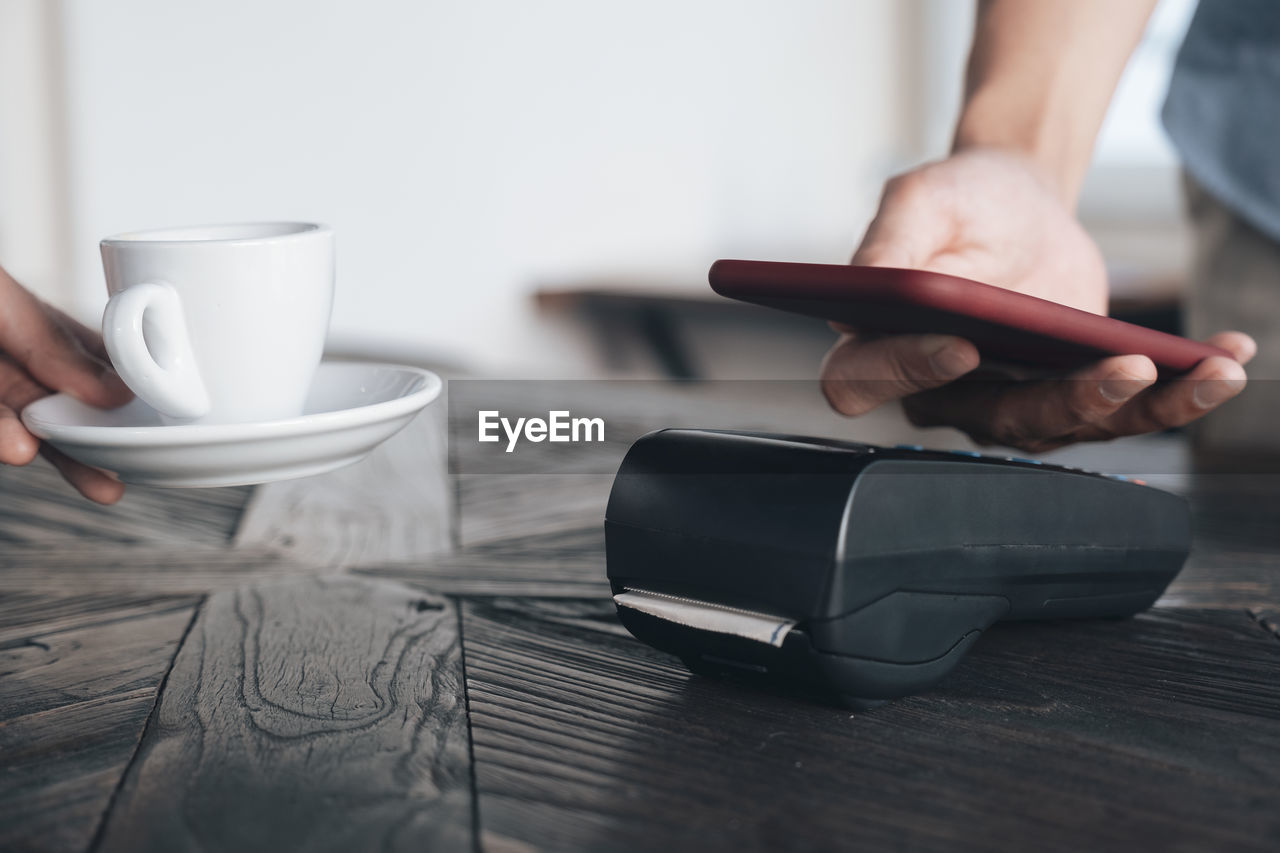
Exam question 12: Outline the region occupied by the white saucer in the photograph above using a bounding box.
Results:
[21,362,442,488]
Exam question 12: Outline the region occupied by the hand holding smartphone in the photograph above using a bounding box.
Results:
[710,258,1252,453]
[709,259,1231,376]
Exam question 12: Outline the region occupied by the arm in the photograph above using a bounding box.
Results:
[821,0,1253,452]
[956,0,1159,204]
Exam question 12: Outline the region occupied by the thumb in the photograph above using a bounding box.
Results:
[821,332,979,417]
[0,267,133,408]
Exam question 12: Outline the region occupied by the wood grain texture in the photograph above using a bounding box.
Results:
[356,527,609,599]
[0,456,250,547]
[461,598,1280,852]
[95,576,473,853]
[0,596,198,853]
[455,473,612,548]
[0,547,322,596]
[1252,606,1280,642]
[4,378,1280,853]
[0,590,197,645]
[234,400,452,568]
[1161,548,1280,608]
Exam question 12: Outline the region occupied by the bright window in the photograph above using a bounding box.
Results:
[1093,0,1198,168]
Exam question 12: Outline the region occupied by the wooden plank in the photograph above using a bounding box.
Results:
[233,400,453,568]
[0,596,199,853]
[455,474,612,549]
[461,599,1280,852]
[356,527,610,599]
[1252,606,1280,642]
[0,455,251,547]
[95,576,474,853]
[1161,549,1280,609]
[0,590,201,644]
[0,546,322,596]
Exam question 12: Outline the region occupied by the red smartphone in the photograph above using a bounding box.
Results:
[709,259,1230,375]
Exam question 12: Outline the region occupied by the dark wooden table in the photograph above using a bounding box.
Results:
[2,378,1278,852]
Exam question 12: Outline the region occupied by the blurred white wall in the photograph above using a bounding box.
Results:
[0,0,71,303]
[44,0,911,374]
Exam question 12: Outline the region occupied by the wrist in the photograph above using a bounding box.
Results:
[952,86,1093,206]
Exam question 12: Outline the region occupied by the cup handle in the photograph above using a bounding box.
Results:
[102,282,211,419]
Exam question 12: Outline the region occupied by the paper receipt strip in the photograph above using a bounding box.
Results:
[613,588,797,648]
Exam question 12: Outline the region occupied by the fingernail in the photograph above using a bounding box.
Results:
[1239,336,1258,363]
[1194,374,1246,409]
[925,340,973,379]
[1099,370,1146,403]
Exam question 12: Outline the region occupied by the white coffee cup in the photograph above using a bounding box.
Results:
[100,222,334,425]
